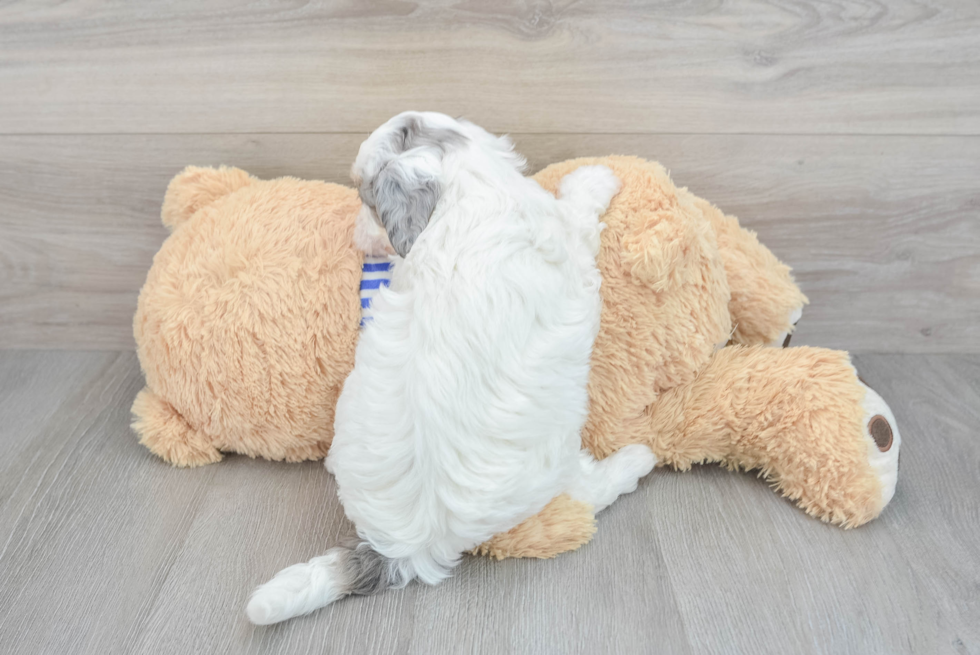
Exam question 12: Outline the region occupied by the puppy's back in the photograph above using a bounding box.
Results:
[330,191,600,584]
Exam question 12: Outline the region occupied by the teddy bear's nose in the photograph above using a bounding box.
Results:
[868,415,893,452]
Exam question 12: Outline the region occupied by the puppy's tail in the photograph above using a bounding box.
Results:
[246,542,404,625]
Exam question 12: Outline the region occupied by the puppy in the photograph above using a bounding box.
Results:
[247,112,656,625]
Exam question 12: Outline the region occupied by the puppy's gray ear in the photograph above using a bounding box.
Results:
[373,159,441,258]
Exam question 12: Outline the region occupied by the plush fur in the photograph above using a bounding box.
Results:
[132,153,902,566]
[246,113,656,624]
[133,170,361,466]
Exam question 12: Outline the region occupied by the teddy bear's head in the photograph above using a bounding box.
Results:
[133,167,364,464]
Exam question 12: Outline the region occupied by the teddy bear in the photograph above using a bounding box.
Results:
[131,156,901,560]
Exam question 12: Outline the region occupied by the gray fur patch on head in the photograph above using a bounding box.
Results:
[358,115,468,257]
[393,116,467,154]
[373,164,442,258]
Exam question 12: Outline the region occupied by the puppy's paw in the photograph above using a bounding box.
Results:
[353,209,395,257]
[608,444,657,491]
[570,444,657,513]
[559,165,622,214]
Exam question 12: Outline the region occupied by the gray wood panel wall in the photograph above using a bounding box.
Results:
[1,1,978,351]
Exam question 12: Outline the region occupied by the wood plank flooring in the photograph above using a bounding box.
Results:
[0,350,976,654]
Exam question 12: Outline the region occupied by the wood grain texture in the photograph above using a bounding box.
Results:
[1,133,976,352]
[652,353,980,655]
[0,350,120,547]
[1,1,976,651]
[0,350,977,654]
[0,0,978,135]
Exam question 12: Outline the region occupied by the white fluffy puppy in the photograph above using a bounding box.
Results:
[247,112,656,625]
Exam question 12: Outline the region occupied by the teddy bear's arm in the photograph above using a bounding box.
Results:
[535,156,807,347]
[687,194,808,346]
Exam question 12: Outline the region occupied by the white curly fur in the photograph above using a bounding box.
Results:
[247,113,655,625]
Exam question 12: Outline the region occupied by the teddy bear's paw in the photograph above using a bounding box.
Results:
[858,379,902,510]
[769,305,804,348]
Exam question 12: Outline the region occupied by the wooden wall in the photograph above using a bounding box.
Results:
[1,1,977,352]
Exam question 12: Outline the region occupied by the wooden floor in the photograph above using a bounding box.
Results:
[0,350,977,654]
[1,1,978,653]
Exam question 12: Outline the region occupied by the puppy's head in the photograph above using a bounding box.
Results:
[351,112,525,257]
[351,112,465,258]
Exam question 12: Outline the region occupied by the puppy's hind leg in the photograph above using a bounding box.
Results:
[567,445,656,513]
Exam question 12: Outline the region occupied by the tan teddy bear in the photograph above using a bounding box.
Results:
[132,156,901,560]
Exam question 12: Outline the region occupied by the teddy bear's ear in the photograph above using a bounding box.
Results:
[620,200,709,292]
[161,165,254,230]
